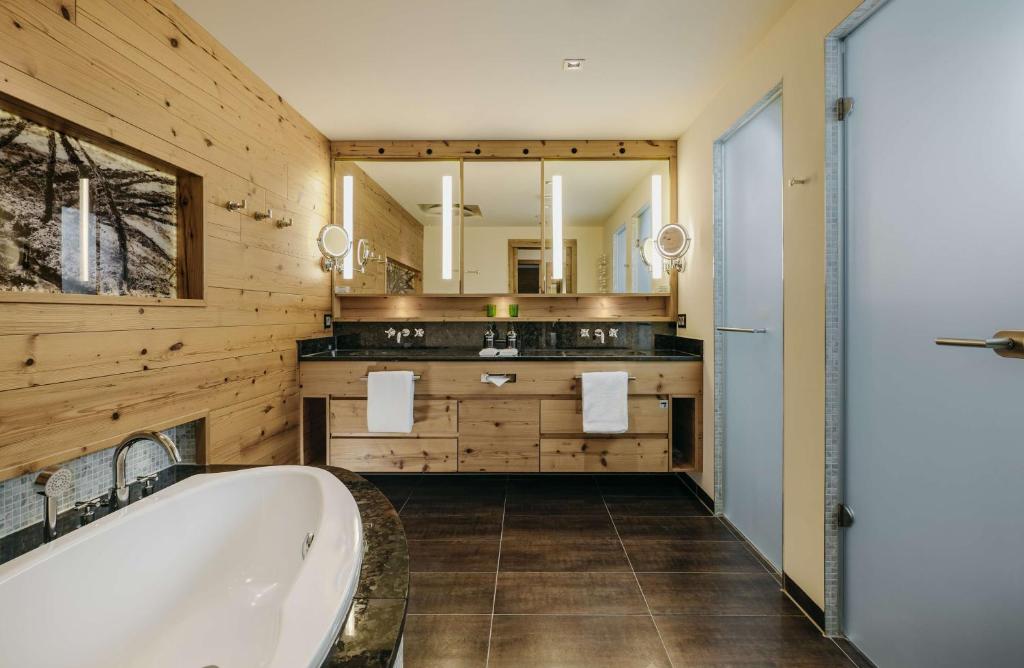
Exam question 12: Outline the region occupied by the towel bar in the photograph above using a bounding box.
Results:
[573,375,638,381]
[359,374,421,381]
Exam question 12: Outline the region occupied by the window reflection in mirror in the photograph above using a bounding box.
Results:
[543,160,671,294]
[462,161,542,294]
[334,160,461,294]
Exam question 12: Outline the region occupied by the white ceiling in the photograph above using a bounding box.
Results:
[177,0,795,140]
[357,160,665,227]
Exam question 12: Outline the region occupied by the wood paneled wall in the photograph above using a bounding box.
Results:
[334,161,424,294]
[0,0,332,481]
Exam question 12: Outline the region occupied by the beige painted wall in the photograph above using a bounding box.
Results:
[458,225,604,294]
[675,0,860,608]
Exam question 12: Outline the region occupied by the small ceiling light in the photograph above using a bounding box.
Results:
[562,58,585,72]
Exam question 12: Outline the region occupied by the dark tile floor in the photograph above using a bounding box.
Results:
[364,473,856,668]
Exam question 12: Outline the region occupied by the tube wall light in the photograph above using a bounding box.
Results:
[442,174,453,280]
[651,174,663,280]
[551,174,563,281]
[342,175,354,279]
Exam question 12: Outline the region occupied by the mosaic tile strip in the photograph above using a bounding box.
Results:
[0,421,199,538]
[823,0,892,636]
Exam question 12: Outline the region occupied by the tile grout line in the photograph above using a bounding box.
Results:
[600,481,677,668]
[483,474,508,668]
[394,474,425,515]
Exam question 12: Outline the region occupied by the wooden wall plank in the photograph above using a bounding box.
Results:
[0,0,331,481]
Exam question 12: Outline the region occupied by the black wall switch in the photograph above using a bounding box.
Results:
[323,314,333,329]
[677,313,687,328]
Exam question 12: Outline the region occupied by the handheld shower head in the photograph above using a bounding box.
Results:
[35,466,74,542]
[35,467,74,497]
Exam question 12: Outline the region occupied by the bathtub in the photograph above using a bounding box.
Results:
[0,465,363,668]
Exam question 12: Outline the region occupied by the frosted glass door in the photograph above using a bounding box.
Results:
[720,94,783,569]
[843,1,1024,665]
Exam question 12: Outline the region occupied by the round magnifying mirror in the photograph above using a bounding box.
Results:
[317,224,351,271]
[655,224,691,259]
[639,237,657,268]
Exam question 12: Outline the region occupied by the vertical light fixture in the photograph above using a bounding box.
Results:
[342,175,354,279]
[650,174,663,279]
[551,174,563,280]
[441,174,453,280]
[79,177,90,283]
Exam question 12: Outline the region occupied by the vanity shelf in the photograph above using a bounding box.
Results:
[334,293,676,322]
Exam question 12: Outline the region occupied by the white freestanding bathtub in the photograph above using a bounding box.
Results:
[0,465,363,668]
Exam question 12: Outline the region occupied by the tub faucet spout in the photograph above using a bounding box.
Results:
[110,431,181,509]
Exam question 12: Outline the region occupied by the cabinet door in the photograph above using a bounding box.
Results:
[330,399,457,436]
[458,399,539,472]
[540,397,669,434]
[330,438,457,472]
[540,438,668,472]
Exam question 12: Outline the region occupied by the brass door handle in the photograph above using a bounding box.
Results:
[935,330,1024,359]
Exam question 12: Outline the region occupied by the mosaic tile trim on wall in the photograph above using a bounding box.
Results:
[0,421,198,539]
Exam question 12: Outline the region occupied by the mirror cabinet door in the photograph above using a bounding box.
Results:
[543,159,671,294]
[334,160,461,294]
[462,161,543,294]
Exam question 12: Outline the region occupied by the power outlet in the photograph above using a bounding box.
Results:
[323,314,333,329]
[677,313,687,328]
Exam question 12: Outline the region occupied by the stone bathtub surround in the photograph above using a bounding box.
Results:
[0,421,199,539]
[0,464,408,668]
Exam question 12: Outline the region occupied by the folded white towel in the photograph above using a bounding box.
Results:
[366,371,415,433]
[497,348,519,357]
[582,371,629,433]
[478,348,500,357]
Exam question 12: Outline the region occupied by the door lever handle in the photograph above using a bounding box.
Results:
[934,337,1012,350]
[935,330,1024,359]
[716,327,767,334]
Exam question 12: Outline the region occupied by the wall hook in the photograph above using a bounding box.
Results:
[225,199,247,211]
[253,208,273,221]
[275,217,293,229]
[788,177,810,187]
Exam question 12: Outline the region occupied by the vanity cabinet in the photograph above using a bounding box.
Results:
[459,399,540,472]
[301,359,701,473]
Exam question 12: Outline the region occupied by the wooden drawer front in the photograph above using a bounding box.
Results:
[329,399,457,437]
[302,361,702,397]
[540,398,669,434]
[540,438,668,473]
[458,399,539,472]
[330,438,457,472]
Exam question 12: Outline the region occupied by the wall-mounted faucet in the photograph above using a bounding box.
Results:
[594,329,605,344]
[110,432,181,509]
[35,466,74,543]
[386,327,424,344]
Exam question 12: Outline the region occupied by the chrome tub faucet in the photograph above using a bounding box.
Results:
[110,431,181,509]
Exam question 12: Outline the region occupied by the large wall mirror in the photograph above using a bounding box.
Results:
[334,160,461,294]
[332,155,672,296]
[543,159,671,295]
[462,161,542,294]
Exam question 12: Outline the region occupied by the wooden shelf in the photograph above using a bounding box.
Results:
[334,293,675,322]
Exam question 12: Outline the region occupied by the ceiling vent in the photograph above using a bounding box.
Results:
[417,203,481,217]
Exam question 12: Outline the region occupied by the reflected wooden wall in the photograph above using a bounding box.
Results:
[0,0,332,480]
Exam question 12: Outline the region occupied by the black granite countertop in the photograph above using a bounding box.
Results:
[0,464,407,668]
[299,346,700,362]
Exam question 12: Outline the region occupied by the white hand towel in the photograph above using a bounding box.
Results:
[366,371,415,433]
[582,371,629,433]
